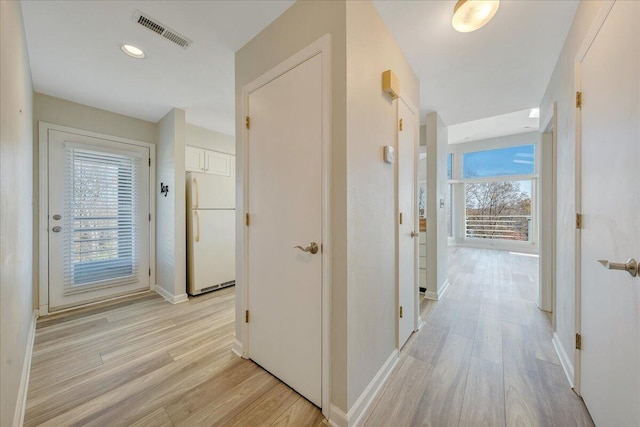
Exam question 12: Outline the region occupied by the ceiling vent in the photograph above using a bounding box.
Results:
[132,10,192,49]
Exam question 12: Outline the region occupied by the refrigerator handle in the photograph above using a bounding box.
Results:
[193,176,199,209]
[194,210,200,243]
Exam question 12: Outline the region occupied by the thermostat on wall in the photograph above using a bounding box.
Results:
[384,146,395,164]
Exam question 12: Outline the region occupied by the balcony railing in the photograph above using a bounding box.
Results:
[465,214,531,241]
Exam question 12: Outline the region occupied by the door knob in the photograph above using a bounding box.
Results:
[410,231,419,238]
[51,226,62,233]
[294,242,319,254]
[597,258,637,277]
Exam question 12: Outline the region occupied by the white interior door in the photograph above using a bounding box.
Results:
[48,130,150,311]
[398,98,417,348]
[247,54,323,406]
[580,1,639,425]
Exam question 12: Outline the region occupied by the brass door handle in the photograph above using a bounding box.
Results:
[294,242,319,254]
[411,231,418,238]
[598,258,637,277]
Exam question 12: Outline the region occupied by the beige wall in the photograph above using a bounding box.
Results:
[424,113,448,298]
[0,1,34,424]
[344,0,419,408]
[185,124,235,155]
[539,0,602,374]
[156,109,187,299]
[235,0,348,410]
[236,0,419,415]
[32,93,157,309]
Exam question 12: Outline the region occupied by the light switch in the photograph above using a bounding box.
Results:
[384,146,395,164]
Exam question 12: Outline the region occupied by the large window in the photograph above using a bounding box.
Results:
[465,180,532,241]
[448,143,537,245]
[463,144,535,179]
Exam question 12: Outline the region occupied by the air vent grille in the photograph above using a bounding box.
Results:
[132,10,192,49]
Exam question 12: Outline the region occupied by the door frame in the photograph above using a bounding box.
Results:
[573,0,616,395]
[539,102,556,317]
[38,122,156,316]
[395,94,421,352]
[239,34,331,415]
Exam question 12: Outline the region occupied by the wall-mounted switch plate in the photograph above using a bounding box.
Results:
[384,146,395,164]
[440,198,445,208]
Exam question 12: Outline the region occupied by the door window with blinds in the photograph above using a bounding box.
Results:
[64,147,140,290]
[47,130,150,311]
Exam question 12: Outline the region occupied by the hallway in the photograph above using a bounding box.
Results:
[24,248,594,426]
[364,248,593,426]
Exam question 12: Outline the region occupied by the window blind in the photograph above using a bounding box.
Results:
[63,147,141,294]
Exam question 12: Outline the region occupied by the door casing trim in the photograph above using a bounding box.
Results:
[395,94,421,351]
[239,34,332,416]
[573,0,616,396]
[38,122,156,315]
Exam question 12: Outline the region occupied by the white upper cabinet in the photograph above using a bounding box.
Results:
[185,146,205,172]
[205,150,232,176]
[185,146,233,176]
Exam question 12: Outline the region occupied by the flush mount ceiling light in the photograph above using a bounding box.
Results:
[121,44,146,59]
[452,0,500,33]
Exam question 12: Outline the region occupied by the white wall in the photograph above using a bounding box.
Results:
[185,124,235,155]
[345,0,419,409]
[32,93,157,309]
[0,1,34,424]
[235,0,348,410]
[539,0,602,376]
[424,114,448,299]
[156,108,187,301]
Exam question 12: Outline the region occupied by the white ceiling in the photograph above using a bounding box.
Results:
[21,1,577,139]
[373,0,578,126]
[448,108,538,144]
[21,0,295,136]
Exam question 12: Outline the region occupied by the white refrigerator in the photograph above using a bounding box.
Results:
[186,171,235,295]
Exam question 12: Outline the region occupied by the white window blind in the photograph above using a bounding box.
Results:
[63,148,141,294]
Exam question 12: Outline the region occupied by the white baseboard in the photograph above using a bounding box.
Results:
[13,310,37,427]
[424,279,450,301]
[347,349,399,427]
[154,285,188,304]
[328,404,348,427]
[552,332,575,388]
[231,338,244,358]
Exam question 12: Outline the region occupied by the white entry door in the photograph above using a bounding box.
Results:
[247,54,323,406]
[398,98,417,348]
[47,130,150,311]
[579,1,639,425]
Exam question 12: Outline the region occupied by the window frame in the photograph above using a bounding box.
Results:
[447,132,541,252]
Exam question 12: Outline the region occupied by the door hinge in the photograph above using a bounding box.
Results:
[576,333,582,350]
[399,212,403,225]
[149,157,151,167]
[399,118,403,131]
[576,91,582,109]
[245,213,250,226]
[245,310,250,323]
[149,267,151,276]
[245,116,250,130]
[576,213,583,229]
[399,306,403,319]
[149,213,151,222]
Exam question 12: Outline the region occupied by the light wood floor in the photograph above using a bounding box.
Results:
[24,287,325,427]
[26,248,594,426]
[363,248,594,427]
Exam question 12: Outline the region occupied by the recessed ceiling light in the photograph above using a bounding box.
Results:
[529,108,540,118]
[452,0,500,33]
[121,44,146,59]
